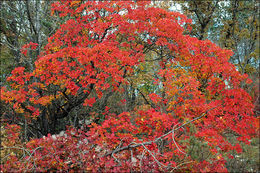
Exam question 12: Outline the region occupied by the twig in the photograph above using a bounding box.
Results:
[140,143,167,169]
[139,149,147,173]
[170,161,194,172]
[172,123,186,155]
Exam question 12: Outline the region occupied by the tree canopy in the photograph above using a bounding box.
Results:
[1,1,258,172]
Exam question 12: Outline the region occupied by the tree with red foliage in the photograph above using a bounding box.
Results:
[1,1,258,172]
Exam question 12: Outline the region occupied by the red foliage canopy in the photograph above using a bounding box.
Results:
[1,1,258,172]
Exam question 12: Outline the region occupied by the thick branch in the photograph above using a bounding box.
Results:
[26,0,37,35]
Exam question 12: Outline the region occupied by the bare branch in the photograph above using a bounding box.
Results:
[172,123,186,155]
[105,105,220,156]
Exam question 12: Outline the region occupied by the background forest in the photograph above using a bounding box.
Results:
[0,0,259,172]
